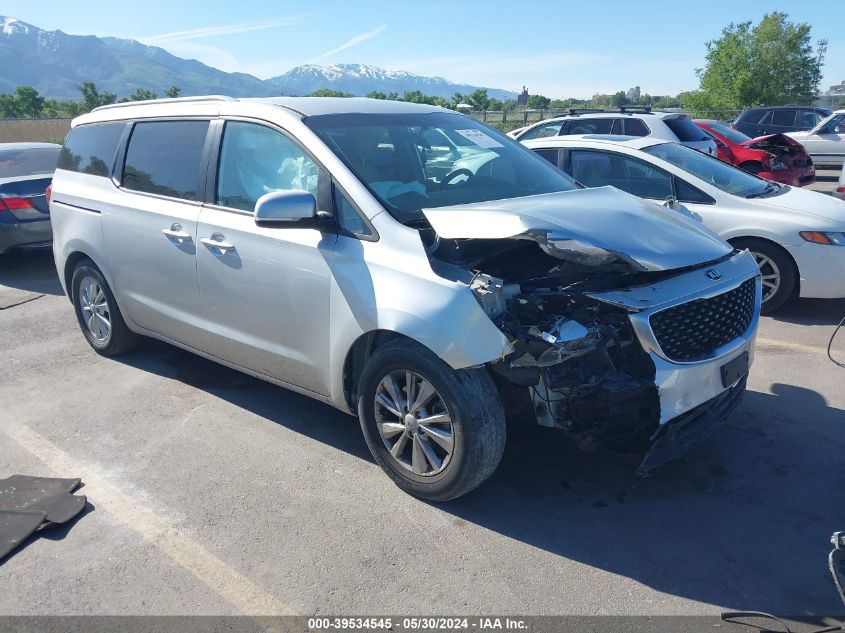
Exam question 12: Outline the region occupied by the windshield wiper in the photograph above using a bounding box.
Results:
[746,183,777,199]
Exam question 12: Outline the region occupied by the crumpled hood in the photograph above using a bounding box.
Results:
[422,187,732,272]
[742,133,805,152]
[749,185,845,224]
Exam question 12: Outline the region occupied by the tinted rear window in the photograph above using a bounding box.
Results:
[624,119,649,136]
[0,147,60,178]
[58,124,125,177]
[566,118,614,135]
[771,109,797,127]
[664,117,710,142]
[122,121,209,200]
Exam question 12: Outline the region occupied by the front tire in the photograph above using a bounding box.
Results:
[732,238,796,314]
[71,259,140,355]
[357,339,506,501]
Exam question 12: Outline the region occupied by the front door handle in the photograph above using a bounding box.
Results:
[162,224,192,242]
[200,233,235,253]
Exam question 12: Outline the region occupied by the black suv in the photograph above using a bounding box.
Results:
[732,106,832,138]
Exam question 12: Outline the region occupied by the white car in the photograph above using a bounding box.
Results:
[786,109,845,168]
[508,109,718,156]
[523,134,845,312]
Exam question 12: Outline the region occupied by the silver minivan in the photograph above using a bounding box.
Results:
[50,96,761,500]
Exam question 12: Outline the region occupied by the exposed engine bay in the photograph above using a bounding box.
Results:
[428,234,663,455]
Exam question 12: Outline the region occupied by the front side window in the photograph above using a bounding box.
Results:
[818,114,845,135]
[569,150,673,199]
[0,147,60,178]
[801,110,823,128]
[703,121,751,144]
[567,118,613,135]
[533,148,560,166]
[57,123,125,177]
[305,112,577,224]
[770,109,797,127]
[664,117,710,142]
[123,120,209,200]
[644,142,771,198]
[519,122,563,140]
[216,122,319,212]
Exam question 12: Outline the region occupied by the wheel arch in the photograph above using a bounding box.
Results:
[728,235,801,299]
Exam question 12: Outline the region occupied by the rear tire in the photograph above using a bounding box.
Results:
[71,259,140,356]
[357,338,506,501]
[732,238,796,314]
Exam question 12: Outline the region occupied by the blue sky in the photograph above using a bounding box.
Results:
[4,0,842,98]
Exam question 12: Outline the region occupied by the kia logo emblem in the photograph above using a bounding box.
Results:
[706,269,722,280]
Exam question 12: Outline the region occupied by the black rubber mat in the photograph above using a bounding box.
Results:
[0,475,87,562]
[0,509,47,560]
[0,475,86,523]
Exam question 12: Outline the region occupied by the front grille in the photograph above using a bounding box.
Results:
[649,278,756,362]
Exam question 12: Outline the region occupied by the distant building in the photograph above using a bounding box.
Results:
[817,80,845,109]
[626,86,641,103]
[517,86,529,106]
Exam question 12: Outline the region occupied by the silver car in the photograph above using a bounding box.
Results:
[50,97,761,500]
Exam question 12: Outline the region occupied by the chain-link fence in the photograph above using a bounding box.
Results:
[0,118,72,143]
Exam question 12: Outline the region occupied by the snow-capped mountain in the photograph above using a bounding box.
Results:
[268,63,516,100]
[0,17,516,101]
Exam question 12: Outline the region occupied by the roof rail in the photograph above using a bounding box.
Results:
[92,95,237,112]
[618,106,652,114]
[567,108,606,116]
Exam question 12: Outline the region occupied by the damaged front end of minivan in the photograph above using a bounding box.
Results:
[422,188,762,474]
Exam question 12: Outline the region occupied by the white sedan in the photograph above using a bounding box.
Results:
[522,134,845,312]
[786,109,845,168]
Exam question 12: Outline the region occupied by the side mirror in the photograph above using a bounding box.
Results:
[831,532,845,607]
[254,190,317,226]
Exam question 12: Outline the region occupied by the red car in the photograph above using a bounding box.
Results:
[694,119,815,187]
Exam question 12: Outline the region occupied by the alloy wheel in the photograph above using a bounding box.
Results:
[752,251,781,304]
[374,369,455,477]
[79,275,111,343]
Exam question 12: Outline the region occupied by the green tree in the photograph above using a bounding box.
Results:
[78,82,117,110]
[366,90,388,99]
[164,85,181,98]
[0,93,20,117]
[467,88,490,110]
[696,12,822,109]
[129,88,157,101]
[14,86,45,117]
[310,88,352,97]
[526,94,550,109]
[610,91,629,108]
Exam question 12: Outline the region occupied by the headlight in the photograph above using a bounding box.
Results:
[800,231,845,246]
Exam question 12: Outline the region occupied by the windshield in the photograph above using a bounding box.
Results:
[0,147,60,178]
[305,112,578,223]
[704,121,751,144]
[643,142,774,198]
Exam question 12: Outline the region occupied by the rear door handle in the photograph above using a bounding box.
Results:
[162,224,192,242]
[200,233,235,253]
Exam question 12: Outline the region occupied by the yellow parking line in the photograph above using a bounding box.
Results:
[757,337,831,357]
[7,424,295,616]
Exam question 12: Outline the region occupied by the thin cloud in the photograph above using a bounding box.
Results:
[309,25,387,63]
[140,18,301,45]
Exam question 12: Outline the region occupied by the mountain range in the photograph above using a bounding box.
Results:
[0,16,516,101]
